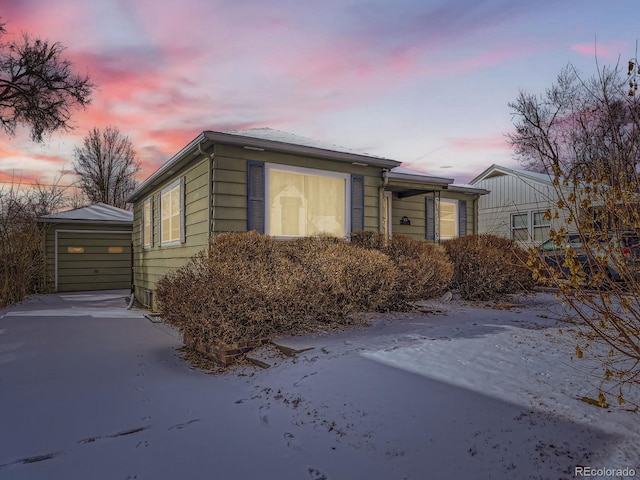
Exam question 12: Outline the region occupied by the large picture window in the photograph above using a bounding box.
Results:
[266,165,349,238]
[142,197,152,248]
[160,179,184,245]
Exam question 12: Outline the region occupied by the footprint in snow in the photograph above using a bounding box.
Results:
[293,371,318,387]
[259,404,270,425]
[168,419,200,430]
[284,432,301,449]
[308,467,329,480]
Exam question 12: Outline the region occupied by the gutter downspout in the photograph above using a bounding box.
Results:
[380,170,389,234]
[473,194,478,235]
[197,141,215,238]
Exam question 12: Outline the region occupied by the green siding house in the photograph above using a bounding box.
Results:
[126,128,487,309]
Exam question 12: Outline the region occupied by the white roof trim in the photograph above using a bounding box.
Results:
[127,128,403,202]
[470,163,555,186]
[37,202,133,224]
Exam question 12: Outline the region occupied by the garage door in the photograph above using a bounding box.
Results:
[56,230,132,292]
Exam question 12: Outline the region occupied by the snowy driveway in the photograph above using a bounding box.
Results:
[0,291,638,479]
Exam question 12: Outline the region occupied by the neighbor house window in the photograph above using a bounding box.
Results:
[266,165,349,237]
[160,178,184,245]
[532,211,551,242]
[511,213,529,242]
[142,197,152,248]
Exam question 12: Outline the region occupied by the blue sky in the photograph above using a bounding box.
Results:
[1,0,638,186]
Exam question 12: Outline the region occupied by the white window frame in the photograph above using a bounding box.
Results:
[532,210,551,243]
[264,163,351,238]
[511,212,530,242]
[438,199,458,240]
[142,197,152,249]
[160,179,183,246]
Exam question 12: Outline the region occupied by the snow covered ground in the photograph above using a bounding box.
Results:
[0,291,638,479]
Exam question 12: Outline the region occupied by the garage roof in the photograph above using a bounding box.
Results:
[37,203,133,225]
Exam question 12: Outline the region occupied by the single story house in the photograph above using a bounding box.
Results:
[37,203,133,292]
[126,128,487,309]
[469,164,571,248]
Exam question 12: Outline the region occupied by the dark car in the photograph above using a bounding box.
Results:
[538,232,640,282]
[538,234,587,279]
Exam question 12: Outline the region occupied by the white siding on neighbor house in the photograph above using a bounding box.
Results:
[474,172,570,247]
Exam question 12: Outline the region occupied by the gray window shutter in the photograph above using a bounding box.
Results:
[156,192,161,246]
[458,199,467,237]
[180,177,186,243]
[351,175,365,232]
[247,161,265,233]
[151,196,155,247]
[143,197,154,248]
[425,196,436,240]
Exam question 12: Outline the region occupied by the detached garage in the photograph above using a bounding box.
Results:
[37,203,133,292]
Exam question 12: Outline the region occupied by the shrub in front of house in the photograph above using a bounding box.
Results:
[155,232,401,354]
[351,231,454,305]
[443,234,535,301]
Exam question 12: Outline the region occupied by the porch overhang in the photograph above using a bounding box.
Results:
[384,169,453,198]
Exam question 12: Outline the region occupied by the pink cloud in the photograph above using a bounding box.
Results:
[442,44,535,76]
[448,135,511,151]
[571,41,628,59]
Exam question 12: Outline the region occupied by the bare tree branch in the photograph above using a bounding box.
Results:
[73,126,141,209]
[512,60,640,399]
[0,19,95,142]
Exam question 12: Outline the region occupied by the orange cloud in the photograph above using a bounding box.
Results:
[0,170,45,186]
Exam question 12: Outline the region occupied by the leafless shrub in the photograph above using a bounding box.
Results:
[443,234,535,301]
[156,232,401,349]
[0,179,68,306]
[351,231,454,305]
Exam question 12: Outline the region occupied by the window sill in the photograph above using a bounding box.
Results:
[160,241,182,247]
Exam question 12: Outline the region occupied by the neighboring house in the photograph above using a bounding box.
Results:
[126,128,487,309]
[37,203,133,292]
[470,164,571,248]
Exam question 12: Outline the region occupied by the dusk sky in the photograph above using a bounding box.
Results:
[1,0,638,189]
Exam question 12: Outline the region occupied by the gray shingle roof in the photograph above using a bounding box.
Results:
[219,128,382,158]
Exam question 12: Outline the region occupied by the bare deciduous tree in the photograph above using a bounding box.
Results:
[509,60,640,405]
[73,126,141,209]
[0,19,95,142]
[0,176,69,306]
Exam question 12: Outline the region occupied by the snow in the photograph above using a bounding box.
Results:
[0,291,638,479]
[219,127,388,160]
